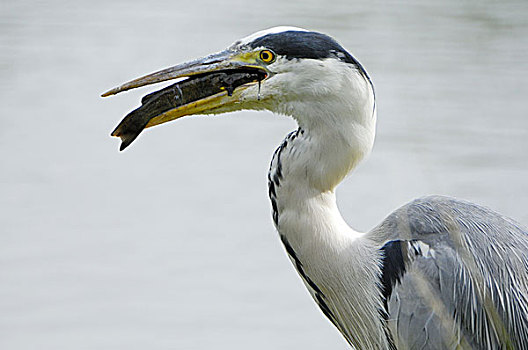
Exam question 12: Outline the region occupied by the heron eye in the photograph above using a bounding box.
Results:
[259,50,276,63]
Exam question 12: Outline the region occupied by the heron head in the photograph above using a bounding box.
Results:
[103,27,374,150]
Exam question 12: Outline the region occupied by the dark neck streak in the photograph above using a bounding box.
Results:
[267,129,396,349]
[267,128,302,226]
[267,127,343,335]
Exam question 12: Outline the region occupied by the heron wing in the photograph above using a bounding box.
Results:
[371,195,528,349]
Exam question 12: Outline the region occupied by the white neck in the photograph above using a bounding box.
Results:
[267,66,390,348]
[269,61,376,235]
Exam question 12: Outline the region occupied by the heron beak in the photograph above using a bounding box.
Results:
[102,50,268,150]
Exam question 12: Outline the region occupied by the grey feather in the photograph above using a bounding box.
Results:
[371,195,528,349]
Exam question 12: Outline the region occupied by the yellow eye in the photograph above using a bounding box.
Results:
[259,50,276,63]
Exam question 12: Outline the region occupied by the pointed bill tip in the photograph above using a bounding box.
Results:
[102,85,124,97]
[101,65,190,98]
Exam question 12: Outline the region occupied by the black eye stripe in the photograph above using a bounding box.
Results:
[250,31,352,63]
[248,30,373,98]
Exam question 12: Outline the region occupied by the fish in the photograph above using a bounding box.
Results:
[110,69,265,151]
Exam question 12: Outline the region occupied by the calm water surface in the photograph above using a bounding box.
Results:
[1,1,527,349]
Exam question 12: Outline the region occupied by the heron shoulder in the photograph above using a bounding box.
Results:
[370,195,528,245]
[371,195,528,348]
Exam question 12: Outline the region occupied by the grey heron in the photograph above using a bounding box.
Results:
[103,27,528,349]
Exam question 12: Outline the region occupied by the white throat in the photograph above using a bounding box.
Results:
[267,63,389,348]
[272,58,376,192]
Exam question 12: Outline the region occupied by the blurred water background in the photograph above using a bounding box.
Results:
[1,1,527,349]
